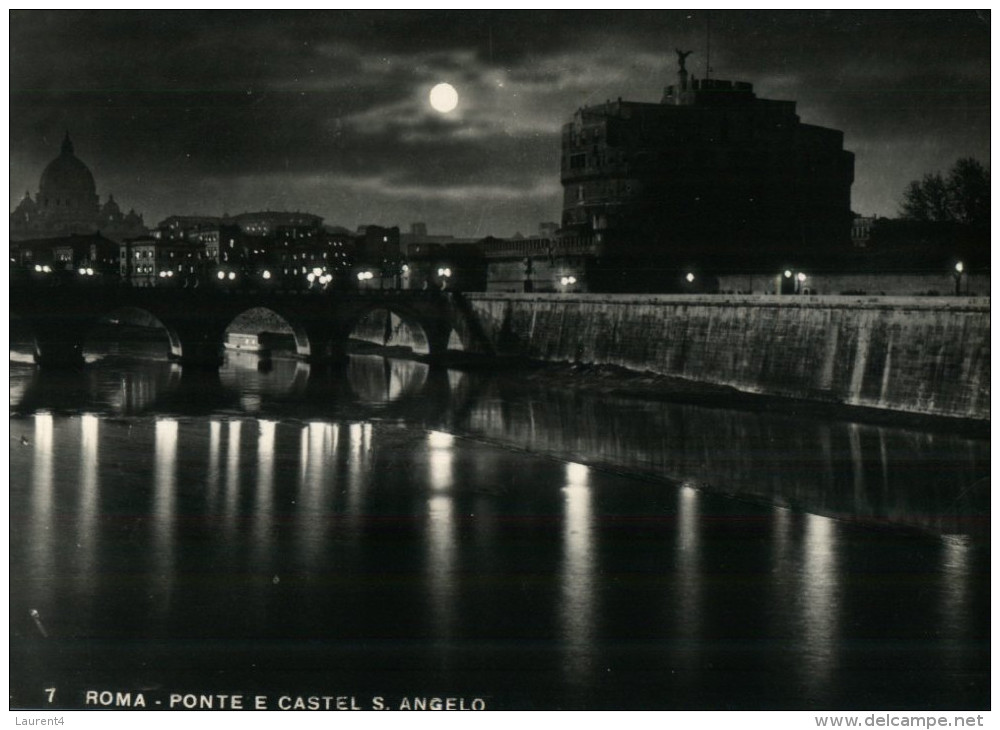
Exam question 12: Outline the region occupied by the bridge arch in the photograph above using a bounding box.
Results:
[85,306,184,361]
[222,306,313,359]
[343,303,435,356]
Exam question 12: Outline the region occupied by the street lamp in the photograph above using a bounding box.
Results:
[685,272,695,283]
[953,261,964,295]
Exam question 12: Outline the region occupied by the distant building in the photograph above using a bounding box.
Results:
[232,211,324,236]
[559,53,855,289]
[119,236,207,288]
[481,229,595,293]
[403,241,486,291]
[851,215,878,248]
[538,221,560,239]
[10,133,147,242]
[11,232,120,282]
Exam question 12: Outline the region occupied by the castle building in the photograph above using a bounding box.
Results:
[10,133,147,242]
[559,53,855,290]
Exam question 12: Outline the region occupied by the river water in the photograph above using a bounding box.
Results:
[8,352,990,710]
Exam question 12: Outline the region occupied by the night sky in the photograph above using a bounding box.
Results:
[9,10,990,237]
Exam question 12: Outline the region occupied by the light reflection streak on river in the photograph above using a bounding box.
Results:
[801,513,840,706]
[152,418,178,625]
[560,462,595,688]
[426,431,456,644]
[75,415,100,626]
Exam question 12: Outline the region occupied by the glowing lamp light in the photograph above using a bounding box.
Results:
[796,272,807,282]
[686,272,695,283]
[78,268,87,275]
[784,270,792,278]
[262,270,272,280]
[217,271,225,280]
[560,276,577,286]
[35,265,43,272]
[955,261,964,273]
[228,271,236,281]
[87,268,94,276]
[312,267,323,276]
[308,273,317,282]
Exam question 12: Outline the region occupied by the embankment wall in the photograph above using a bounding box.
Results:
[462,294,990,421]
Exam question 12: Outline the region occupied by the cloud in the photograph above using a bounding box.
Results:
[9,10,991,235]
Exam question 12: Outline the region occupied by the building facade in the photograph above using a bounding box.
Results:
[559,53,855,289]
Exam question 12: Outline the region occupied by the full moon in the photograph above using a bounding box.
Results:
[429,83,459,113]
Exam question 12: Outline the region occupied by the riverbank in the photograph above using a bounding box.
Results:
[481,359,991,437]
[463,293,991,423]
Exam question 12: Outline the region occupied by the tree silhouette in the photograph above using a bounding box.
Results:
[901,158,989,227]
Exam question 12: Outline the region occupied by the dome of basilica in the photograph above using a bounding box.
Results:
[10,132,146,242]
[37,132,98,219]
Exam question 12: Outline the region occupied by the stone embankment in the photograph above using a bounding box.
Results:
[462,294,990,422]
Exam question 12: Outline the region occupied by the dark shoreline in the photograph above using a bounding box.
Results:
[452,357,991,439]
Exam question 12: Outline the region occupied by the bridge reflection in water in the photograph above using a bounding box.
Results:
[8,356,990,709]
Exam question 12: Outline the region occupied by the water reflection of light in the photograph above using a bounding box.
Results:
[78,415,100,587]
[349,423,364,455]
[447,369,466,394]
[940,537,970,646]
[32,413,55,513]
[257,420,276,499]
[560,461,595,687]
[224,420,243,531]
[674,484,701,649]
[153,418,179,619]
[208,420,222,504]
[8,365,35,406]
[304,422,336,503]
[802,513,839,702]
[240,393,262,412]
[29,414,55,608]
[298,422,336,570]
[253,420,277,575]
[427,431,454,491]
[347,355,428,403]
[428,431,454,449]
[427,494,456,638]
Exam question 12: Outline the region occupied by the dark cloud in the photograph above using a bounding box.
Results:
[10,10,990,233]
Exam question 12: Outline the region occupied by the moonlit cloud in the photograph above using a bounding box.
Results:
[10,10,990,234]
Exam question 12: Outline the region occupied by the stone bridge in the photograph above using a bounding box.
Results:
[10,282,493,367]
